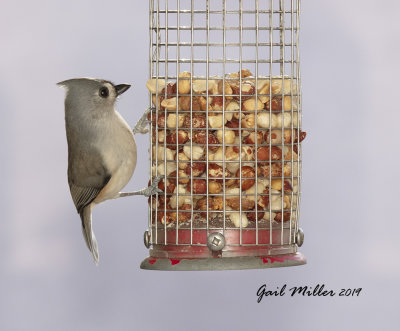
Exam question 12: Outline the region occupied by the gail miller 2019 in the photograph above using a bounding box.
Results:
[256,284,362,302]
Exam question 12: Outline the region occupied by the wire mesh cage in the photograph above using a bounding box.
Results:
[142,0,306,270]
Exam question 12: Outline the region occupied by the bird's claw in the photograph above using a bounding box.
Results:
[133,108,152,134]
[143,175,164,197]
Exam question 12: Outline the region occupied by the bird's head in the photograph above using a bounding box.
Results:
[57,78,131,113]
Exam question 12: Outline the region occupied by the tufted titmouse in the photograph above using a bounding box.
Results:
[58,78,161,264]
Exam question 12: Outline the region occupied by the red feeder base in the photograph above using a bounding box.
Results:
[141,227,305,270]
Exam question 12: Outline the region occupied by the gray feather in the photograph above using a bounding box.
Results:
[69,185,102,214]
[67,144,111,213]
[80,205,99,265]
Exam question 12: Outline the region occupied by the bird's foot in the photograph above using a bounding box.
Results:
[118,175,164,198]
[141,175,164,197]
[133,108,152,134]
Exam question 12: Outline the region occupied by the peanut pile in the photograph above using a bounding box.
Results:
[146,69,306,228]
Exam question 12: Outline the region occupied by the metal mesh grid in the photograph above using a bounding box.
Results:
[147,0,302,256]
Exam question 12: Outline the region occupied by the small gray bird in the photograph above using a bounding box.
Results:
[57,78,161,264]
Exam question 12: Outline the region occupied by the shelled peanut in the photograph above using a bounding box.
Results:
[146,70,306,227]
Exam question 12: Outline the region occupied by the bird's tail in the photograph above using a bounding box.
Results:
[80,205,99,265]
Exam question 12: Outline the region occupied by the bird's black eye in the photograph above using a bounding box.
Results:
[99,87,109,98]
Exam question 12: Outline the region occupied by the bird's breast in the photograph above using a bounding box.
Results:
[94,117,137,203]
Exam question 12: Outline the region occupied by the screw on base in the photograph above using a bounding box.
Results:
[207,232,226,252]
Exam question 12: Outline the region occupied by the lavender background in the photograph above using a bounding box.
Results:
[1,0,399,330]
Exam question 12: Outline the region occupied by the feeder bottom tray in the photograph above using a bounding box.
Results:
[144,214,305,270]
[141,229,306,270]
[140,252,306,271]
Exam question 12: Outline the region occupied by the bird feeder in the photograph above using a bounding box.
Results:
[142,0,306,270]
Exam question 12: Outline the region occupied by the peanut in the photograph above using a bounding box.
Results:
[146,78,166,94]
[178,71,191,94]
[166,113,185,128]
[216,129,235,144]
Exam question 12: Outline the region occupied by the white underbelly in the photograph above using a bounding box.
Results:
[94,136,137,204]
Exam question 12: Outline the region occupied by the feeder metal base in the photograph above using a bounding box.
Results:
[140,252,306,271]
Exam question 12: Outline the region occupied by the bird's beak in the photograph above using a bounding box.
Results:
[115,84,131,96]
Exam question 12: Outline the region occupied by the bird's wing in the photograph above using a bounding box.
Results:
[67,148,111,213]
[69,184,109,214]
